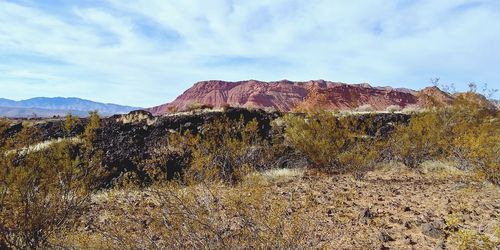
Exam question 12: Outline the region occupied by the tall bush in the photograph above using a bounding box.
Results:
[282,111,380,175]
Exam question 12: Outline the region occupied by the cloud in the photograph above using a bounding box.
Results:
[0,0,499,107]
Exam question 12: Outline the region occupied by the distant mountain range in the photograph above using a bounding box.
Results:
[0,97,140,118]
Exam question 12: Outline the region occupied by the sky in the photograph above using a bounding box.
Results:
[0,0,499,107]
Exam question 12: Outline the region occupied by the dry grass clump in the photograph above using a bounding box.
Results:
[258,168,304,183]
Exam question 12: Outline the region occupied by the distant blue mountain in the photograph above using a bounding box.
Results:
[0,97,141,118]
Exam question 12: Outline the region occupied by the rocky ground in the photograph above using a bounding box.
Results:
[273,164,500,249]
[82,163,499,249]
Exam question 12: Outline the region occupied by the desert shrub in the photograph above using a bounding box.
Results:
[356,104,375,112]
[83,111,100,149]
[165,116,277,184]
[64,114,79,137]
[401,104,421,113]
[166,106,179,113]
[447,93,499,183]
[64,176,316,249]
[0,119,9,135]
[282,111,381,175]
[5,124,42,150]
[387,111,447,168]
[385,105,402,113]
[388,90,499,183]
[185,102,214,112]
[0,114,105,249]
[448,229,496,250]
[0,140,98,249]
[0,119,10,147]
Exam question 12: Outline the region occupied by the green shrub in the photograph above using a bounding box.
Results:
[0,140,98,249]
[185,102,214,112]
[0,114,105,249]
[282,111,380,175]
[165,116,276,184]
[6,124,42,150]
[83,111,100,150]
[64,114,79,137]
[389,91,499,184]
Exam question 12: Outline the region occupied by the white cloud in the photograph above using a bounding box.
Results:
[0,0,499,107]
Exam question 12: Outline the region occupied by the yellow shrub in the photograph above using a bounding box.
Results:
[389,91,499,184]
[83,110,100,150]
[282,111,381,175]
[166,116,276,184]
[66,176,316,249]
[450,229,496,250]
[0,140,98,249]
[64,113,79,137]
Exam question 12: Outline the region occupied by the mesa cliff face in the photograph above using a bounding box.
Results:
[148,80,453,115]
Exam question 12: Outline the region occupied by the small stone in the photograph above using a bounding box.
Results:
[380,232,395,242]
[380,244,390,250]
[421,223,444,239]
[435,239,445,250]
[404,235,417,245]
[327,208,334,217]
[360,207,373,219]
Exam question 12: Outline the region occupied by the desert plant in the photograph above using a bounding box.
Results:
[1,124,43,151]
[64,175,316,249]
[448,229,496,250]
[0,119,9,135]
[0,119,10,147]
[388,89,499,183]
[83,111,100,150]
[165,116,275,184]
[185,102,214,112]
[64,114,79,137]
[0,140,98,249]
[385,105,402,113]
[282,111,380,175]
[387,111,446,168]
[356,104,375,112]
[167,106,179,113]
[401,104,421,113]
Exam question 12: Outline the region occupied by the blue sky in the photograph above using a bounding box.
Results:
[0,0,499,107]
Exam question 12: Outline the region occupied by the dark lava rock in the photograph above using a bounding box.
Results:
[360,207,374,219]
[380,232,395,242]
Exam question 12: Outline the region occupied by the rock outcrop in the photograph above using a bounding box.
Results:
[148,80,454,115]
